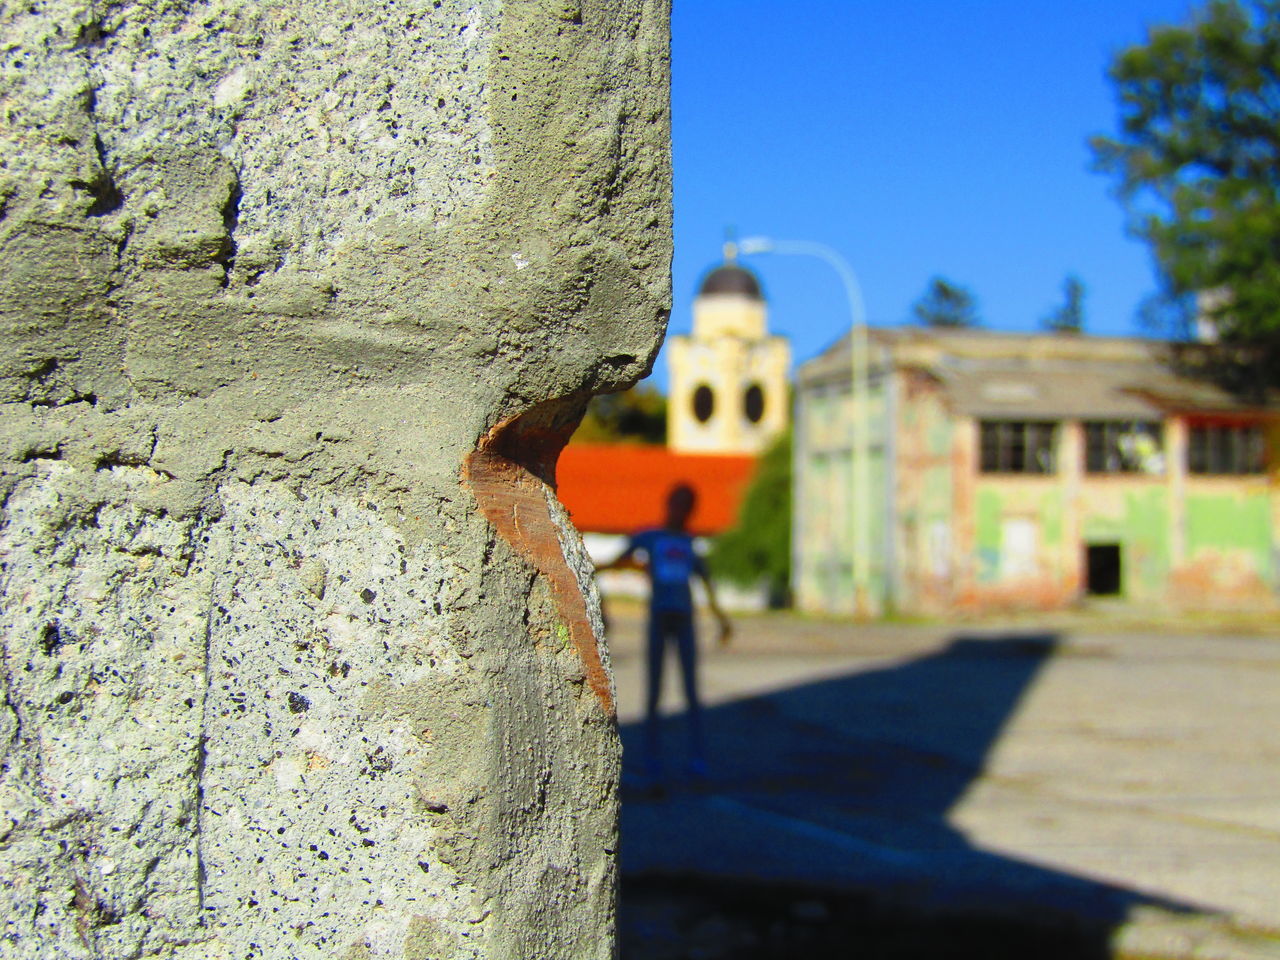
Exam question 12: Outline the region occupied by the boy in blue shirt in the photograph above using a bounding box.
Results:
[606,483,731,779]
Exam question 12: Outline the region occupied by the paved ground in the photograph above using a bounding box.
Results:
[603,601,1280,958]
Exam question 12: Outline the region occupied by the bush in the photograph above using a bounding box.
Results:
[708,430,791,606]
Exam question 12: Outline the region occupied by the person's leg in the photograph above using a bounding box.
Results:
[643,609,667,777]
[674,611,706,774]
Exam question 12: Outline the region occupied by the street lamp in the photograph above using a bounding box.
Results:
[736,237,873,616]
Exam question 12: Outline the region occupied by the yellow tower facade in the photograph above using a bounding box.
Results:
[668,255,790,454]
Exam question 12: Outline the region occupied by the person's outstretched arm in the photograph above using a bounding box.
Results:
[698,567,732,646]
[596,537,639,573]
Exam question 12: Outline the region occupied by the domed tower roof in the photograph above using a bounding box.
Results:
[697,262,764,301]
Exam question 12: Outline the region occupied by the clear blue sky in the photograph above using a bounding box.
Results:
[650,0,1201,389]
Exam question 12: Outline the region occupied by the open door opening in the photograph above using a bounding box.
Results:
[1085,543,1122,596]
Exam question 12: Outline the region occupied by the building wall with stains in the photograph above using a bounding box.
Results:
[0,3,671,958]
[890,368,957,616]
[1178,481,1277,603]
[792,369,891,616]
[954,418,1278,613]
[794,378,849,614]
[796,334,1280,618]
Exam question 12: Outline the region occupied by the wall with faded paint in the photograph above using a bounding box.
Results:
[792,372,891,616]
[794,381,844,613]
[1079,483,1171,600]
[1178,480,1276,602]
[891,368,955,615]
[928,417,1278,615]
[0,2,671,957]
[798,374,1279,617]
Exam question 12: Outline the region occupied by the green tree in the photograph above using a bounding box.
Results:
[707,430,791,607]
[1091,0,1280,343]
[1043,274,1086,334]
[572,384,667,444]
[911,276,980,328]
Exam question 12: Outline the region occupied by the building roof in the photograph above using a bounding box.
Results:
[697,262,764,301]
[936,366,1160,419]
[556,443,758,537]
[798,328,1280,417]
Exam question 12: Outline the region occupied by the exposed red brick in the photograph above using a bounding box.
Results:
[464,399,614,716]
[1169,556,1277,609]
[956,578,1074,613]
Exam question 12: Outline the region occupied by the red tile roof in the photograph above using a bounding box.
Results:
[556,444,758,537]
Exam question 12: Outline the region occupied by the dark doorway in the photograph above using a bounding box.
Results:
[1085,543,1122,596]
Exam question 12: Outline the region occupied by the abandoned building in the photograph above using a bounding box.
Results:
[794,328,1280,616]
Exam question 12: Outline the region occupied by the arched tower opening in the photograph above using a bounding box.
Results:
[667,247,791,454]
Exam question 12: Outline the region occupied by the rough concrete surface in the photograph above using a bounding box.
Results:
[0,2,671,957]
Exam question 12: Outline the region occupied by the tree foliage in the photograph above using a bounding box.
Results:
[1043,274,1086,334]
[911,276,980,328]
[708,430,791,606]
[1092,0,1280,342]
[573,384,667,444]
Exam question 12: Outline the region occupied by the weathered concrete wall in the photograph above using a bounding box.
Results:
[891,368,956,616]
[0,2,671,957]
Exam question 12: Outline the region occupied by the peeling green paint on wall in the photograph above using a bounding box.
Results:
[1128,489,1171,590]
[1187,493,1272,575]
[974,485,1063,562]
[1080,489,1166,541]
[976,488,1002,582]
[867,451,889,600]
[1040,495,1064,549]
[1079,488,1170,594]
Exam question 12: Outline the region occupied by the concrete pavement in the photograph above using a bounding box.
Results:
[605,602,1280,958]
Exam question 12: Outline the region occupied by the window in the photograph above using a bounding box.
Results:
[1187,422,1266,475]
[743,383,765,423]
[692,384,714,423]
[1084,421,1164,474]
[980,421,1058,474]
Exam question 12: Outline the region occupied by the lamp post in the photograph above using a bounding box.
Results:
[737,237,872,616]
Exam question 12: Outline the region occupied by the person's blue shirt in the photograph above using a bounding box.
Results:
[626,528,705,613]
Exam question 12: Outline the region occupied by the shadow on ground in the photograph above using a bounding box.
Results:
[618,633,1198,959]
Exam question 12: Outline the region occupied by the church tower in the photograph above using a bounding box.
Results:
[667,247,790,454]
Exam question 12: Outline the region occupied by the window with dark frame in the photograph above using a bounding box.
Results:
[1084,421,1164,474]
[1187,422,1266,475]
[979,421,1058,474]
